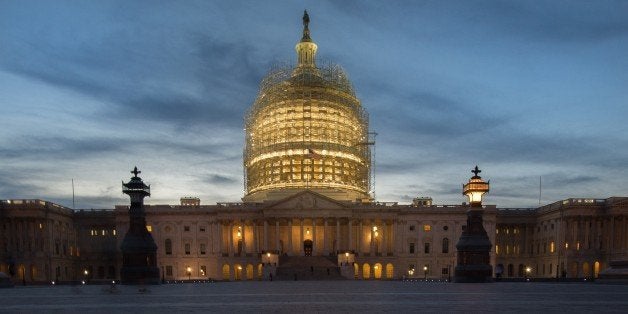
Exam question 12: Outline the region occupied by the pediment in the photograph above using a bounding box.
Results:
[263,190,347,211]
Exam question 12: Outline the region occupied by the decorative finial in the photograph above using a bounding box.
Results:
[471,166,481,178]
[131,166,141,178]
[301,10,311,42]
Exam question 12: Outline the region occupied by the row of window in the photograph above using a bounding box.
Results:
[408,238,449,254]
[164,265,207,277]
[164,239,207,255]
[89,229,116,236]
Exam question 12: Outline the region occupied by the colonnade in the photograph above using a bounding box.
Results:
[219,218,397,257]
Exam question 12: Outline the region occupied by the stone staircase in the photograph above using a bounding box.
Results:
[275,256,345,281]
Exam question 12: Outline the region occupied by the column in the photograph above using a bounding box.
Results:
[313,218,317,255]
[300,219,304,256]
[336,219,341,253]
[241,221,246,254]
[275,220,280,253]
[216,222,222,254]
[348,220,352,252]
[288,219,293,255]
[228,221,233,256]
[323,219,328,254]
[358,220,363,255]
[253,221,258,253]
[263,220,269,252]
[382,222,387,254]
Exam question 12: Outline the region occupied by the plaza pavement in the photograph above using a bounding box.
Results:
[1,281,628,313]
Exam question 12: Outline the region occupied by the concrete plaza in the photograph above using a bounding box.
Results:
[1,281,628,313]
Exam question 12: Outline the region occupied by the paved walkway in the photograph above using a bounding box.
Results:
[1,281,628,313]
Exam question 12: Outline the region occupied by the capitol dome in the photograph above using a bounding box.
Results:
[243,11,372,203]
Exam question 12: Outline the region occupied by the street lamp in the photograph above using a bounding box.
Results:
[186,266,191,281]
[83,269,89,284]
[525,267,531,281]
[423,266,428,280]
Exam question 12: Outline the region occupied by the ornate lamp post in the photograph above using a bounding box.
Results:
[423,265,428,280]
[120,167,160,284]
[454,166,493,283]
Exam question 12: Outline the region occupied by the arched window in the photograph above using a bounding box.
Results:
[442,238,449,253]
[165,239,172,255]
[374,263,382,279]
[362,263,371,279]
[385,263,394,279]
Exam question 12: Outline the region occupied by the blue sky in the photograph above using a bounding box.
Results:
[1,0,627,208]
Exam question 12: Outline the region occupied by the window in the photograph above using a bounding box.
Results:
[166,266,173,276]
[442,267,449,275]
[424,242,430,254]
[443,225,448,231]
[200,243,206,255]
[184,226,190,232]
[146,225,152,232]
[442,238,449,253]
[409,225,415,231]
[496,245,500,255]
[200,265,207,276]
[199,226,206,232]
[165,239,172,255]
[112,229,116,236]
[550,241,555,253]
[423,225,431,232]
[185,243,191,255]
[409,243,415,254]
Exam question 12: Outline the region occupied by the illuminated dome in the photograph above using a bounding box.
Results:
[243,11,372,203]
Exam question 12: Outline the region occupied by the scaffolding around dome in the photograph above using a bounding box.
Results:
[243,60,373,203]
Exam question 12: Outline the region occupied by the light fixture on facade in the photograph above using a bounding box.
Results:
[306,228,310,235]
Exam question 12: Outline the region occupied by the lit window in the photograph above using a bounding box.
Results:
[496,229,499,234]
[146,225,152,232]
[200,265,207,276]
[496,245,499,254]
[550,241,555,253]
[112,229,116,236]
[101,230,106,236]
[423,225,431,232]
[576,242,580,251]
[39,223,43,229]
[565,242,569,249]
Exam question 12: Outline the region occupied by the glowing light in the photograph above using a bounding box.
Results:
[267,252,271,257]
[345,252,349,257]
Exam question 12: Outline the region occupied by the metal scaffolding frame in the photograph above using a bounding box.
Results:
[243,60,373,201]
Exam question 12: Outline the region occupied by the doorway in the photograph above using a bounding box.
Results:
[304,240,313,256]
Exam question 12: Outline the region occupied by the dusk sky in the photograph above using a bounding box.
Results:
[1,1,627,209]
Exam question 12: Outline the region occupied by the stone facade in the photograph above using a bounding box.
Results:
[2,194,627,282]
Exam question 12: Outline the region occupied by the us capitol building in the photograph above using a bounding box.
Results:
[1,12,627,283]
